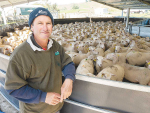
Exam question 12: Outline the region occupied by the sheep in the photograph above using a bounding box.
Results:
[96,40,105,50]
[95,47,105,57]
[144,41,150,47]
[145,37,150,42]
[0,36,2,45]
[0,45,13,55]
[76,58,94,76]
[115,46,129,53]
[104,41,114,50]
[62,42,77,52]
[105,53,124,64]
[88,40,98,47]
[89,46,104,57]
[97,64,124,81]
[129,40,150,52]
[104,43,116,56]
[77,43,89,54]
[126,51,150,66]
[121,63,150,85]
[145,60,150,69]
[120,39,129,47]
[95,56,113,73]
[107,47,140,64]
[71,53,89,67]
[86,73,96,77]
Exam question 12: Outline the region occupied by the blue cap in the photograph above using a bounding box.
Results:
[28,7,54,28]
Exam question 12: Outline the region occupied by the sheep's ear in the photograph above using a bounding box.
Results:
[146,60,150,63]
[101,73,105,77]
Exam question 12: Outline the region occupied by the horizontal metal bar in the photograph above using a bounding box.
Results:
[0,53,9,60]
[64,99,118,113]
[0,69,6,73]
[122,4,150,7]
[132,24,150,27]
[116,3,147,7]
[138,0,150,5]
[0,76,4,86]
[110,1,140,4]
[75,73,150,93]
[95,0,116,2]
[92,0,150,9]
[91,0,123,10]
[127,7,150,9]
[0,87,19,111]
[0,0,8,1]
[1,0,38,8]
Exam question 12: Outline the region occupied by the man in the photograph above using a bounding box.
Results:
[4,7,76,113]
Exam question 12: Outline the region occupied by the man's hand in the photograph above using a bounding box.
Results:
[45,92,61,105]
[60,79,73,102]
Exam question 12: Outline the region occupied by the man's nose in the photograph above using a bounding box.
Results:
[43,24,48,30]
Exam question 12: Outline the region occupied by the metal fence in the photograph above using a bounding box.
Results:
[0,15,29,26]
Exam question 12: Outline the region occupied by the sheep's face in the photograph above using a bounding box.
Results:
[145,37,150,42]
[146,60,150,69]
[106,53,115,60]
[126,38,130,43]
[115,46,121,53]
[100,72,116,80]
[88,55,96,61]
[98,43,105,50]
[77,44,84,50]
[96,56,104,67]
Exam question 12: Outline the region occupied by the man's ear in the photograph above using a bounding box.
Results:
[31,24,34,32]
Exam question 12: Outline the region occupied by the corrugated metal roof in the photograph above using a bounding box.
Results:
[92,0,150,10]
[0,0,39,8]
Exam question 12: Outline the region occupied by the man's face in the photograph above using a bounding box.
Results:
[31,15,53,40]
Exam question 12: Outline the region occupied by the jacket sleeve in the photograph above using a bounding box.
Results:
[62,62,76,82]
[4,60,29,90]
[5,59,47,103]
[6,85,46,103]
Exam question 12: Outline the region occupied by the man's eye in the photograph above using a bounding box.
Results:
[38,23,42,24]
[47,23,51,24]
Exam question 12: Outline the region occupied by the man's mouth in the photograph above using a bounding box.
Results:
[42,32,49,34]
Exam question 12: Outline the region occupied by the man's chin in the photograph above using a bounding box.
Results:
[41,34,50,39]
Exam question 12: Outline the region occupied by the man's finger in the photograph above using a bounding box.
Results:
[60,93,64,102]
[63,93,67,100]
[54,97,60,102]
[51,101,58,106]
[52,99,60,104]
[54,93,61,98]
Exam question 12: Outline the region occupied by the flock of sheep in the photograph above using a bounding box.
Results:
[0,21,150,86]
[0,26,31,55]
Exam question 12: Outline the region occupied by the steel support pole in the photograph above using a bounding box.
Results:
[1,8,7,25]
[122,10,123,17]
[64,99,118,113]
[126,8,130,29]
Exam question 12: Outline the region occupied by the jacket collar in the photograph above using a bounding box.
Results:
[27,34,53,51]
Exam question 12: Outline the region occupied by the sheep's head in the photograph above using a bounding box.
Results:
[106,53,118,64]
[96,56,104,67]
[145,37,150,42]
[77,43,84,51]
[121,40,128,46]
[99,72,116,80]
[129,40,136,48]
[97,42,105,50]
[145,60,150,69]
[126,38,130,44]
[115,46,121,53]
